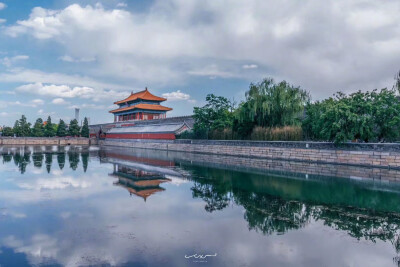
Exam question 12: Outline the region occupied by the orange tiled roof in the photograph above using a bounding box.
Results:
[109,103,172,113]
[114,88,166,104]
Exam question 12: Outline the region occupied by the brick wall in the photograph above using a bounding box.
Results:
[101,147,400,182]
[100,139,400,169]
[0,137,91,145]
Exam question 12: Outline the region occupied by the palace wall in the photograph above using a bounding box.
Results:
[100,139,400,169]
[0,137,93,145]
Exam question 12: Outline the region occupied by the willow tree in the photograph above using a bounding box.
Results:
[235,78,310,131]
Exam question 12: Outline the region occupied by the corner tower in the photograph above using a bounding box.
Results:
[109,88,172,122]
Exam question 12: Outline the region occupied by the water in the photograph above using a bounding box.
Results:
[1,145,400,267]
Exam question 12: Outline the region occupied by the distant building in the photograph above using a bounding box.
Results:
[109,88,172,122]
[89,87,193,140]
[75,108,80,122]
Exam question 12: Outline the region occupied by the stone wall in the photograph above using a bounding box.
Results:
[0,137,92,146]
[100,139,400,169]
[100,147,400,183]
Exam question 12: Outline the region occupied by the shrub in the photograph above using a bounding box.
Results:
[250,126,303,141]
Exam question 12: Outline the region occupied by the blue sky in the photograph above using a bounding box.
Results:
[0,0,399,126]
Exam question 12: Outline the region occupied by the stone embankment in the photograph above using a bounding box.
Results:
[100,139,400,169]
[0,137,95,145]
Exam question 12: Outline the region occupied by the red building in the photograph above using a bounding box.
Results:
[109,88,172,122]
[89,87,194,140]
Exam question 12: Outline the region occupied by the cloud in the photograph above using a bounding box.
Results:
[0,68,127,91]
[0,99,44,108]
[0,18,5,24]
[0,2,6,10]
[15,82,127,102]
[52,98,69,105]
[187,64,235,79]
[59,55,95,63]
[16,83,95,98]
[0,55,29,67]
[31,99,44,105]
[3,1,400,99]
[116,3,127,8]
[162,90,193,102]
[242,64,258,69]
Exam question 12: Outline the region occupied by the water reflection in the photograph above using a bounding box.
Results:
[111,164,172,201]
[0,146,400,266]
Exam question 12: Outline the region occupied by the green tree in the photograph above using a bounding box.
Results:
[69,119,80,137]
[236,78,310,129]
[302,88,400,143]
[13,120,21,137]
[32,118,44,137]
[44,116,56,137]
[193,94,233,139]
[2,127,14,136]
[81,117,89,138]
[56,119,68,137]
[18,115,31,137]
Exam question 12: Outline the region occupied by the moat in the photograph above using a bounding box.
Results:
[1,145,400,266]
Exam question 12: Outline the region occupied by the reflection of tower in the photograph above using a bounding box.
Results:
[110,163,171,202]
[75,108,80,122]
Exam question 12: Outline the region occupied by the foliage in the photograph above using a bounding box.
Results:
[12,120,20,137]
[2,127,14,136]
[56,119,68,137]
[303,89,400,143]
[81,117,89,138]
[32,118,44,137]
[12,115,31,137]
[250,126,303,141]
[235,78,310,129]
[44,116,56,137]
[193,94,233,139]
[69,119,81,136]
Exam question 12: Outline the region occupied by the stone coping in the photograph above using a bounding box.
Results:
[103,138,400,151]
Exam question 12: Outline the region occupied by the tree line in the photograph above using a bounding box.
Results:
[185,70,400,143]
[1,116,90,138]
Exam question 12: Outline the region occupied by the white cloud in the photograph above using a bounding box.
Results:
[51,98,69,105]
[0,55,29,67]
[0,2,6,10]
[68,103,106,110]
[116,3,127,8]
[187,64,235,79]
[0,112,8,117]
[162,90,192,102]
[15,82,128,102]
[4,1,400,98]
[31,99,44,105]
[16,83,95,98]
[59,55,95,62]
[0,18,6,24]
[242,64,258,69]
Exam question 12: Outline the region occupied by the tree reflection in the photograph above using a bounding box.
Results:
[81,152,89,173]
[32,152,44,168]
[68,151,80,171]
[2,153,12,163]
[45,153,52,173]
[0,148,89,172]
[57,150,66,170]
[187,164,400,255]
[12,151,31,174]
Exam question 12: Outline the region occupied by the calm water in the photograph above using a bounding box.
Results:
[1,146,400,267]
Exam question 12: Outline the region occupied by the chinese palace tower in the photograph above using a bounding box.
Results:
[109,87,172,122]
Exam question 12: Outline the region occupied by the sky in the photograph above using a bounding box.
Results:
[0,0,399,126]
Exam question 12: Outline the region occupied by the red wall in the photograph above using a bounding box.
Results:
[106,133,176,140]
